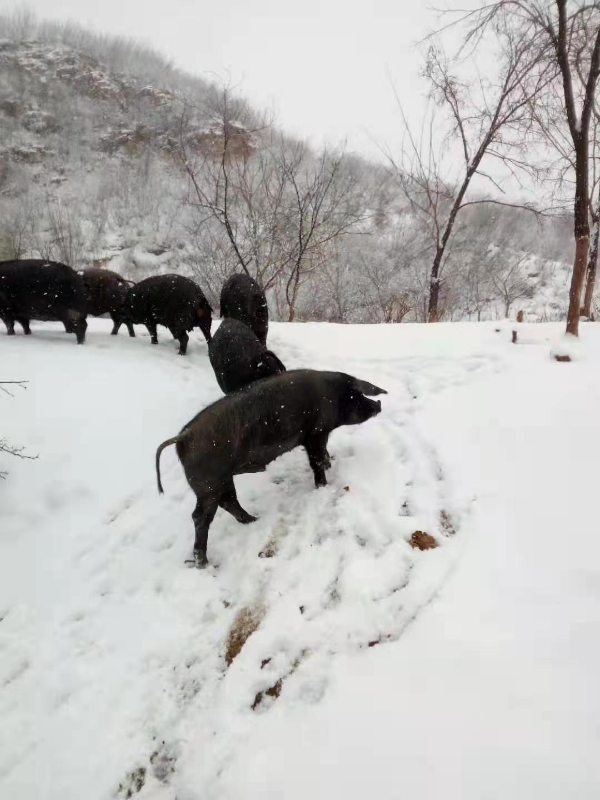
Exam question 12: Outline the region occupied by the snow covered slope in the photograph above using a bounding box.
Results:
[1,319,600,799]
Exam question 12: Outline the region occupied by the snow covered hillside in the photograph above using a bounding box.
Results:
[2,319,600,799]
[1,28,580,325]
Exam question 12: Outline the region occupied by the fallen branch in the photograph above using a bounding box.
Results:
[0,379,28,397]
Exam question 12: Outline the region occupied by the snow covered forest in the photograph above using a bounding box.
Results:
[0,9,592,324]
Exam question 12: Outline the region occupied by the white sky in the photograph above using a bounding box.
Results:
[2,0,456,160]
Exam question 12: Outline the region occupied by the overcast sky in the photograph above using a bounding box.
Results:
[1,0,458,160]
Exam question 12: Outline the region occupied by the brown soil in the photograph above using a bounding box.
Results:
[251,679,283,710]
[409,531,438,550]
[225,604,264,667]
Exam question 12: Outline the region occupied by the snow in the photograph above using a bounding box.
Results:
[1,318,600,799]
[550,331,584,361]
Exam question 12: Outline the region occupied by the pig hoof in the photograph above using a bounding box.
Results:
[186,550,208,569]
[241,513,258,525]
[7,330,15,336]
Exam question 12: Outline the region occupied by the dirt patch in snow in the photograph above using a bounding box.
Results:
[251,679,283,710]
[259,538,278,559]
[409,531,438,551]
[439,510,457,536]
[117,766,146,798]
[225,604,264,667]
[150,741,177,783]
[251,651,308,711]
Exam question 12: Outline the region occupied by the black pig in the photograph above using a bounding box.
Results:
[126,274,212,354]
[79,268,135,337]
[0,259,88,344]
[220,273,268,345]
[155,370,386,567]
[208,317,286,394]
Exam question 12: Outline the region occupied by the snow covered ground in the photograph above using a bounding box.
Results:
[1,318,600,799]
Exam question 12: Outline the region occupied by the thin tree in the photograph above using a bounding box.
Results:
[455,0,600,340]
[177,88,279,286]
[581,105,600,318]
[281,144,367,321]
[179,88,367,316]
[386,21,553,321]
[490,253,533,317]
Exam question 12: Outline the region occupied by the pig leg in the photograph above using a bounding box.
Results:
[126,321,136,338]
[198,314,212,344]
[73,317,87,345]
[17,317,31,335]
[110,314,121,335]
[219,479,257,524]
[63,311,85,342]
[304,433,330,488]
[191,496,219,568]
[146,321,158,344]
[171,328,188,355]
[2,316,16,335]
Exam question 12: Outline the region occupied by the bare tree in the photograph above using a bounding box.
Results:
[0,199,34,259]
[45,198,86,266]
[178,88,292,290]
[387,18,553,321]
[281,145,368,321]
[582,196,600,318]
[180,88,367,318]
[462,258,494,321]
[581,106,600,318]
[359,227,422,322]
[547,1,600,335]
[490,252,534,317]
[3,6,37,40]
[457,1,600,340]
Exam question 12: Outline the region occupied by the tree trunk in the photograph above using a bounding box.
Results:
[288,276,300,322]
[565,146,591,337]
[428,252,443,322]
[566,235,590,336]
[426,162,480,322]
[560,5,600,338]
[581,214,599,319]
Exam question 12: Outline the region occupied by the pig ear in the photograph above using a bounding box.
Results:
[351,377,387,396]
[264,350,286,373]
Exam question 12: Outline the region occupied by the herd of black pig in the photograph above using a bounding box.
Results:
[1,259,387,568]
